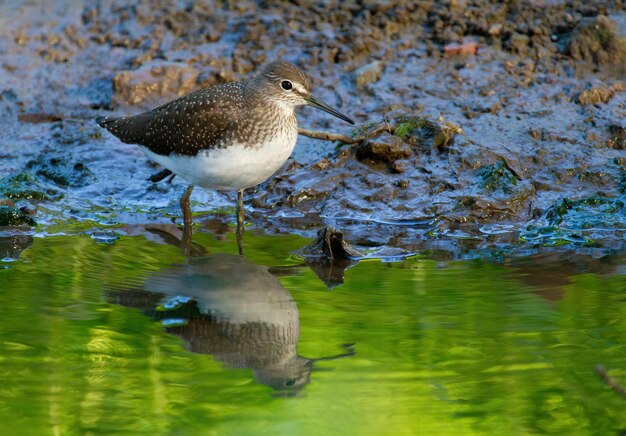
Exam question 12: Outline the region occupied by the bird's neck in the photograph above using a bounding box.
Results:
[244,79,296,120]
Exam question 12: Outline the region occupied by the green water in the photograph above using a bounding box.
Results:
[1,228,625,435]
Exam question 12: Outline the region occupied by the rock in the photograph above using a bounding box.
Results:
[577,83,624,105]
[488,24,503,37]
[475,161,521,195]
[0,234,33,259]
[0,206,36,227]
[112,61,199,107]
[528,129,542,140]
[0,173,60,201]
[463,160,534,220]
[506,32,530,55]
[562,15,626,73]
[607,125,626,150]
[390,159,410,174]
[355,134,413,165]
[25,157,94,188]
[393,115,462,150]
[292,227,361,289]
[195,65,236,88]
[354,61,384,88]
[293,226,361,261]
[0,157,92,199]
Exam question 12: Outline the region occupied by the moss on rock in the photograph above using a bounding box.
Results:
[0,206,36,227]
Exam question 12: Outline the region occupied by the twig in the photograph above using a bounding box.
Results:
[596,365,626,397]
[369,123,394,138]
[298,123,393,145]
[298,128,361,144]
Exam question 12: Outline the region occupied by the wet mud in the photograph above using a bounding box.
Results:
[1,0,625,257]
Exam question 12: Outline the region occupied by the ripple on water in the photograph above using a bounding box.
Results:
[0,232,625,434]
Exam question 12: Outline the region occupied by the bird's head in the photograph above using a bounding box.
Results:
[253,60,354,125]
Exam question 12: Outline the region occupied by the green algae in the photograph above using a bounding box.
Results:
[476,160,519,194]
[393,115,462,150]
[0,172,61,201]
[0,206,36,227]
[0,157,94,203]
[25,157,95,188]
[521,196,626,246]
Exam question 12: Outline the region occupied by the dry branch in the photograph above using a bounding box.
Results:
[298,128,361,144]
[596,365,626,397]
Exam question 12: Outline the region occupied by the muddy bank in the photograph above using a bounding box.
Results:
[0,0,625,257]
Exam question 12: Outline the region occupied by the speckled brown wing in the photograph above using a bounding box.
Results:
[96,82,245,157]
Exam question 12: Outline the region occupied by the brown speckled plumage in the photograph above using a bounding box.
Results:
[97,61,312,157]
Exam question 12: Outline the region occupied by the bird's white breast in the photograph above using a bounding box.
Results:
[142,130,297,191]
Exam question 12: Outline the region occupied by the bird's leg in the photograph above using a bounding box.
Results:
[179,185,194,256]
[148,168,173,183]
[181,221,192,256]
[180,185,194,229]
[236,189,244,255]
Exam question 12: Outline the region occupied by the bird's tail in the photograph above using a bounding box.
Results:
[95,113,150,145]
[96,116,117,128]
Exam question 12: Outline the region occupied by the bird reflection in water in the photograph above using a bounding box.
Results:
[109,247,354,395]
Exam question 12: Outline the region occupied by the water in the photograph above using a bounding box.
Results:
[1,227,625,434]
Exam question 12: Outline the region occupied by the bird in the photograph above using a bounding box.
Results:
[108,251,355,393]
[96,61,354,254]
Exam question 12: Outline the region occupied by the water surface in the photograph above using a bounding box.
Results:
[1,228,625,434]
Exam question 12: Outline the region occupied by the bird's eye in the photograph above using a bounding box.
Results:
[281,80,293,91]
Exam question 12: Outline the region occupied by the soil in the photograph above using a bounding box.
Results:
[0,0,625,258]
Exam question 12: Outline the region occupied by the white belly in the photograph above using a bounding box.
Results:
[141,134,297,191]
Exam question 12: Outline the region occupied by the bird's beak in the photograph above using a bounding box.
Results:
[305,95,355,125]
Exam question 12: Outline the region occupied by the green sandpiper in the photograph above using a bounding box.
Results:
[97,61,354,253]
